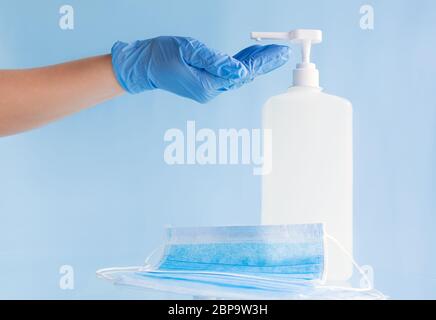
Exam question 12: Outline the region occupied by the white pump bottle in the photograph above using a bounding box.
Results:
[252,30,353,281]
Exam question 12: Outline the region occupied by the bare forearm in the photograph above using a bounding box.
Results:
[0,54,124,136]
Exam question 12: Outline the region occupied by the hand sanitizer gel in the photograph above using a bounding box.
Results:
[252,30,353,281]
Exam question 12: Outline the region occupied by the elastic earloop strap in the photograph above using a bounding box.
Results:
[96,244,166,280]
[96,266,143,280]
[144,243,165,268]
[323,233,373,290]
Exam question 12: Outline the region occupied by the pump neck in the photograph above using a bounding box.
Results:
[293,62,319,87]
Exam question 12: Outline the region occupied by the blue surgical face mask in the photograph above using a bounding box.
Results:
[97,224,385,299]
[158,224,325,280]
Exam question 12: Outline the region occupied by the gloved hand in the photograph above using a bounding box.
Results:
[111,36,290,103]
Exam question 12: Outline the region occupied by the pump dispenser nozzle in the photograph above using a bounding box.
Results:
[251,29,322,87]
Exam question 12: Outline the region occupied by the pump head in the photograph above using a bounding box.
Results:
[251,29,322,87]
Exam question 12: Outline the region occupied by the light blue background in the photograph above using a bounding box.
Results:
[0,0,435,299]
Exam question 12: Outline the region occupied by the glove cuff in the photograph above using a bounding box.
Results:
[111,40,155,94]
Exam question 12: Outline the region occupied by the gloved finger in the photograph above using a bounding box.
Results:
[203,45,291,92]
[232,44,263,61]
[182,38,249,80]
[233,44,291,79]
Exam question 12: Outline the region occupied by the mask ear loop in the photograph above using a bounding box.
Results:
[143,243,166,270]
[319,233,374,292]
[96,266,144,281]
[96,243,167,280]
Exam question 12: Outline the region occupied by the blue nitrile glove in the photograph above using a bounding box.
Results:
[111,36,290,103]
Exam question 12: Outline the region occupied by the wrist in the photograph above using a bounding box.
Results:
[111,40,156,94]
